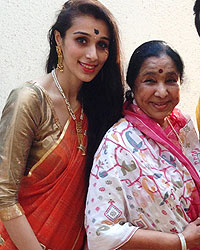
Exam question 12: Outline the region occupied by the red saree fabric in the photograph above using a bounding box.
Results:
[0,107,88,250]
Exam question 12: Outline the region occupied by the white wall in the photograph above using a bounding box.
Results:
[1,0,200,123]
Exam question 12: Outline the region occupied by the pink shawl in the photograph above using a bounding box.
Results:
[123,101,200,222]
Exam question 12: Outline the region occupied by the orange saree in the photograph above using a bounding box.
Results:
[0,107,88,250]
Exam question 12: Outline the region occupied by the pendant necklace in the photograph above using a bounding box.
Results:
[52,69,86,155]
[166,117,185,154]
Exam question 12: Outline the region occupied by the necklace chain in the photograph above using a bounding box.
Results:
[51,69,85,155]
[52,69,83,121]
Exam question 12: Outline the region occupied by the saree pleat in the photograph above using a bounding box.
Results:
[0,107,88,250]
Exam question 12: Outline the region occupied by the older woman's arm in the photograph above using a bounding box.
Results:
[122,217,200,249]
[122,229,180,250]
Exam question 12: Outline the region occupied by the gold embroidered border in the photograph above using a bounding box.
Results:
[28,119,70,177]
[71,225,83,250]
[0,203,24,221]
[27,83,81,176]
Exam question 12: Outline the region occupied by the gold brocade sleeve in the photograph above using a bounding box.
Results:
[0,84,42,214]
[196,97,200,137]
[0,82,62,220]
[0,203,24,221]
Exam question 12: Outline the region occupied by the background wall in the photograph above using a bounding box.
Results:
[1,0,200,124]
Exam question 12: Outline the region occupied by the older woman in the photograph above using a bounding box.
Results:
[85,41,200,250]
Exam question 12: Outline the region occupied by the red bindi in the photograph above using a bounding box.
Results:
[159,69,163,73]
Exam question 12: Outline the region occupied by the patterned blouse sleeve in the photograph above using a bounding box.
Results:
[0,84,41,220]
[85,125,139,250]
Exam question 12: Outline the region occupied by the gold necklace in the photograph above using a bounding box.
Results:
[166,117,185,153]
[52,69,86,155]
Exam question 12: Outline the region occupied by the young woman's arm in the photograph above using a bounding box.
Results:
[0,86,43,249]
[4,215,42,250]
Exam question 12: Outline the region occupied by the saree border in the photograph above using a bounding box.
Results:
[27,119,70,177]
[71,225,84,250]
[26,82,82,177]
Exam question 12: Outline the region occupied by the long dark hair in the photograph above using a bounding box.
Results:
[46,0,124,178]
[126,40,184,102]
[194,0,200,36]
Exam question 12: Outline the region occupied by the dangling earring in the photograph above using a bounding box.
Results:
[56,46,64,72]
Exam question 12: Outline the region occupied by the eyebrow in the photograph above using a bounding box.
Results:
[73,31,110,41]
[142,72,156,76]
[167,72,178,75]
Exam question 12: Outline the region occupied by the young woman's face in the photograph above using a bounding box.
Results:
[134,54,181,127]
[55,15,110,83]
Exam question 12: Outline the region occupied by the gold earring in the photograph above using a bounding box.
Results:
[56,46,64,72]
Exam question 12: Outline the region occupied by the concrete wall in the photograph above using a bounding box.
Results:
[1,0,199,124]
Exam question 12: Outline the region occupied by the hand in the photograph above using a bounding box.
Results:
[182,217,200,249]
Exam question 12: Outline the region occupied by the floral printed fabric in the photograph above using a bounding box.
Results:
[85,112,200,250]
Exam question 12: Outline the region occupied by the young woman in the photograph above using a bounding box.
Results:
[0,0,124,249]
[85,41,200,250]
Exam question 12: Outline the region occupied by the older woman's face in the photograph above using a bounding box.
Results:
[134,54,181,127]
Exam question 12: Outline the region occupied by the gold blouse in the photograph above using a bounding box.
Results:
[0,82,62,220]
